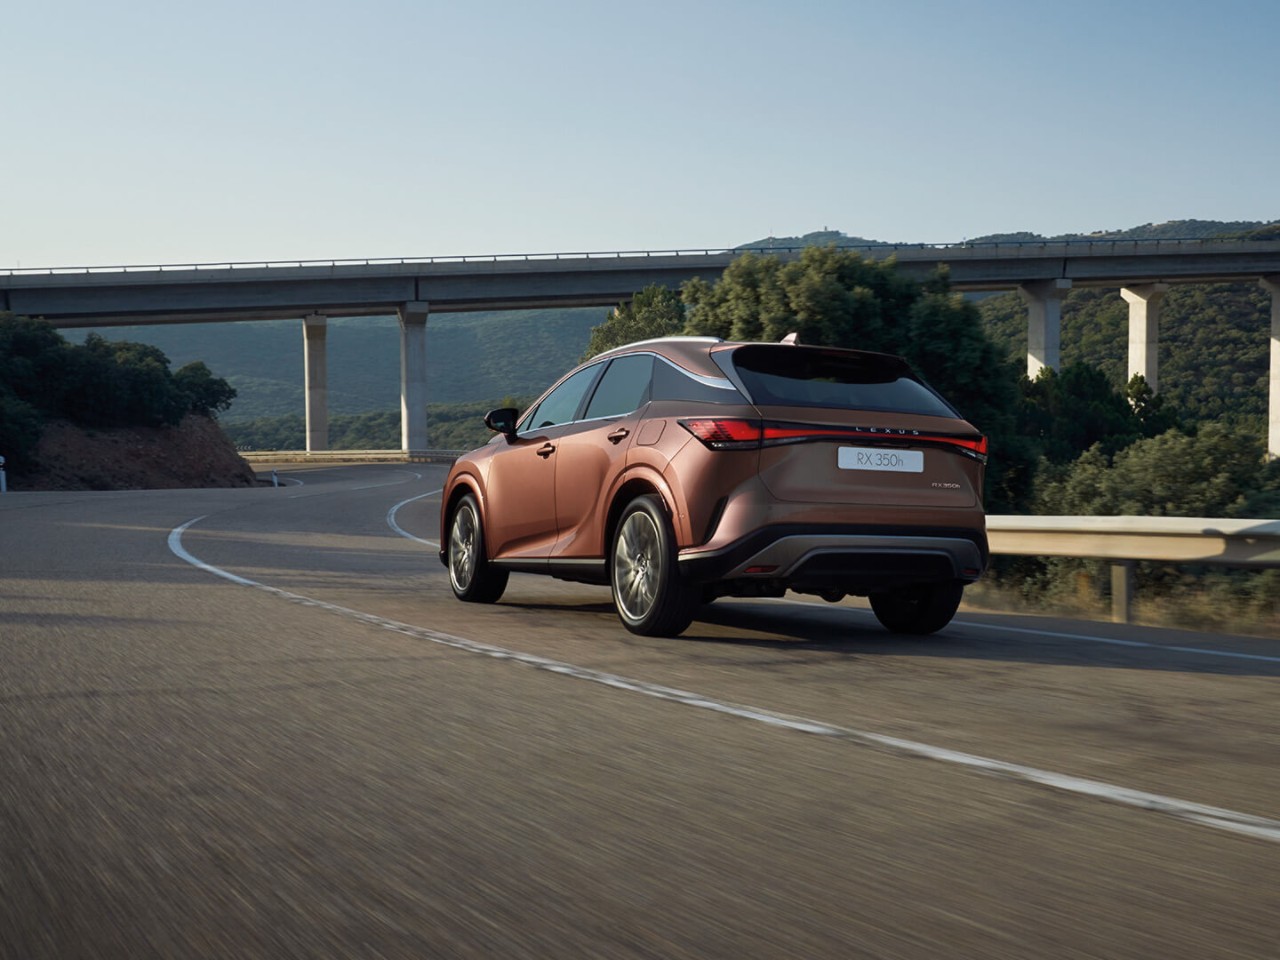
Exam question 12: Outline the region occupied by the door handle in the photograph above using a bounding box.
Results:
[536,443,556,458]
[607,428,630,444]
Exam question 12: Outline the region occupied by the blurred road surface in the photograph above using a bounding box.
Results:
[2,465,1277,959]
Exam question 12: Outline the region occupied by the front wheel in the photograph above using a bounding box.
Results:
[610,495,697,637]
[869,581,963,634]
[447,493,509,603]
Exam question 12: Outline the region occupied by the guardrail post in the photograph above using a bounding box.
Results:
[1110,561,1134,623]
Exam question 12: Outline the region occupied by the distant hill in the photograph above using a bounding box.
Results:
[968,220,1276,243]
[746,219,1279,249]
[737,229,899,249]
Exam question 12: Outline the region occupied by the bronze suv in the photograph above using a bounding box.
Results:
[440,337,988,637]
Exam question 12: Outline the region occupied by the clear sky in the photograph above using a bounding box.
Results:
[4,0,1278,268]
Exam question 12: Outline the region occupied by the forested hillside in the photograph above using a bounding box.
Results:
[977,283,1272,435]
[79,307,607,422]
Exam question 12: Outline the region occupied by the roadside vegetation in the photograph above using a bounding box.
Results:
[0,314,236,473]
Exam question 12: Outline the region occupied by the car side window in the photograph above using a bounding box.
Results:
[521,365,601,431]
[583,354,653,420]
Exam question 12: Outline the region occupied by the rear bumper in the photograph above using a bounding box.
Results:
[677,523,988,593]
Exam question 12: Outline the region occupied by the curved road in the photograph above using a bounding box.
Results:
[2,464,1277,958]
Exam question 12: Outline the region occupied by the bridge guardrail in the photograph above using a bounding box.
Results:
[5,236,1279,277]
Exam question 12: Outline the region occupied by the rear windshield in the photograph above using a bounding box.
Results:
[724,345,958,417]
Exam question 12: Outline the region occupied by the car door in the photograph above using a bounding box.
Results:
[483,363,602,559]
[551,354,653,558]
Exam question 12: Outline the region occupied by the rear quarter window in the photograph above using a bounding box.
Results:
[723,345,958,417]
[650,356,743,403]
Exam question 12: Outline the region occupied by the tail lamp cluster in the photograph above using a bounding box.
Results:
[678,418,989,463]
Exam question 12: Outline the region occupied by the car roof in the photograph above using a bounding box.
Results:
[592,335,913,379]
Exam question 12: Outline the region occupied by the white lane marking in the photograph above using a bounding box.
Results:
[168,516,1280,845]
[387,489,443,547]
[951,618,1280,665]
[796,602,1280,665]
[349,477,419,492]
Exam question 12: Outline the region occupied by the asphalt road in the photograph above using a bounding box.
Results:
[2,464,1277,959]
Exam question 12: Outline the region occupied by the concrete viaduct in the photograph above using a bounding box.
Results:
[3,238,1279,457]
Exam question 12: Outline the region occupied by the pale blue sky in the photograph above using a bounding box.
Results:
[4,0,1277,267]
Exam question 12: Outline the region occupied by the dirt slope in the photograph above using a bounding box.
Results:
[19,415,258,491]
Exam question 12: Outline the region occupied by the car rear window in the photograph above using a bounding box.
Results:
[723,345,958,417]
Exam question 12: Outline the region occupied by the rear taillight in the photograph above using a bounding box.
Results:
[681,418,987,462]
[680,418,763,448]
[930,434,988,459]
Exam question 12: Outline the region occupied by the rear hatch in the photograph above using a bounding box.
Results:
[714,344,986,508]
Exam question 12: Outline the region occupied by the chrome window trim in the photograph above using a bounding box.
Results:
[514,349,740,436]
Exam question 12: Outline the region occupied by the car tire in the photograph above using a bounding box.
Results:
[610,495,698,637]
[869,581,963,634]
[447,493,509,603]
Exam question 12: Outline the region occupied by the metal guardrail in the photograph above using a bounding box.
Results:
[986,515,1280,566]
[3,236,1276,277]
[239,449,466,464]
[986,515,1280,622]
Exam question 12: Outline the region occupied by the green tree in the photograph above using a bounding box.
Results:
[682,247,918,348]
[174,361,237,416]
[1018,364,1144,465]
[582,285,685,360]
[1124,373,1178,436]
[0,314,241,471]
[1037,423,1276,518]
[0,315,70,414]
[0,391,43,471]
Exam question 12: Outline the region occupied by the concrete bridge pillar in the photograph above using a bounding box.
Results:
[302,314,328,452]
[1121,283,1169,394]
[398,302,430,453]
[1262,277,1280,459]
[1019,279,1072,378]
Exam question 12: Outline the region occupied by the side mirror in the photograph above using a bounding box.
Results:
[484,407,519,440]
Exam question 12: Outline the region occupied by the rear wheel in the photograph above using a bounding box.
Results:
[611,495,698,637]
[869,581,963,634]
[447,493,509,603]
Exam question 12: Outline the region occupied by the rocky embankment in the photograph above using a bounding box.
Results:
[17,415,258,491]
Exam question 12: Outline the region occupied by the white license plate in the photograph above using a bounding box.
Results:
[838,447,924,473]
